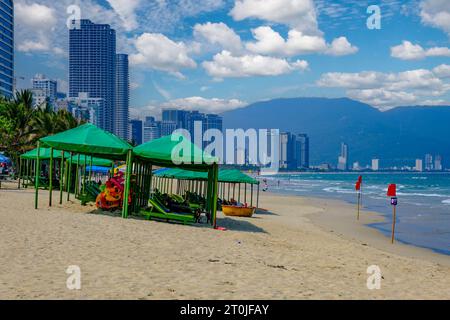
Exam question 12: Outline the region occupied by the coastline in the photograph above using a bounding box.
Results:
[1,181,449,299]
[299,195,450,267]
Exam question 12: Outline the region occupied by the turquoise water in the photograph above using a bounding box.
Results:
[262,173,450,255]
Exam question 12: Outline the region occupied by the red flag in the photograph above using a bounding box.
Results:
[358,175,363,183]
[355,181,361,191]
[387,184,397,197]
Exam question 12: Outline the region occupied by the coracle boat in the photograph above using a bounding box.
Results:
[222,205,256,217]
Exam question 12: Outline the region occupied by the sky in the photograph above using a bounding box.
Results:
[14,0,450,119]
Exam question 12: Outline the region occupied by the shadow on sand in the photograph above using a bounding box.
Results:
[87,209,267,234]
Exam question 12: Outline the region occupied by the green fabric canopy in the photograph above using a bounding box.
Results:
[155,168,259,185]
[40,123,132,160]
[70,154,113,167]
[133,134,218,170]
[20,148,70,160]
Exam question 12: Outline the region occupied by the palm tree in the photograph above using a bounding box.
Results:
[0,89,82,168]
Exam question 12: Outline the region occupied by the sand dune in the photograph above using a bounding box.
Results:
[0,181,449,299]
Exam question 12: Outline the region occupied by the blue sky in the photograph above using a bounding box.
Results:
[14,0,450,118]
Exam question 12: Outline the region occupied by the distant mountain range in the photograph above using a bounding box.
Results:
[222,98,450,168]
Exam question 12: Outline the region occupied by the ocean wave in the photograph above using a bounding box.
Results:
[322,187,355,194]
[442,199,450,205]
[396,192,450,198]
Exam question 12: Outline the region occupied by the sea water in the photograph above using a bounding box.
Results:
[262,173,450,255]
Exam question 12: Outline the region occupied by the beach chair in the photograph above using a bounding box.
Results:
[141,198,197,225]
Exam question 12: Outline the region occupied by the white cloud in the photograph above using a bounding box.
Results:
[129,33,196,76]
[391,41,450,60]
[317,65,450,109]
[326,36,359,56]
[15,2,58,29]
[193,22,244,54]
[420,0,450,35]
[245,27,357,57]
[106,0,140,31]
[230,0,320,35]
[433,64,450,78]
[202,50,308,78]
[161,97,247,114]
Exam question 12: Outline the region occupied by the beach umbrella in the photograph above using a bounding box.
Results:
[0,154,12,165]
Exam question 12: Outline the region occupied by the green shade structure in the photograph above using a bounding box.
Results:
[35,124,132,211]
[21,148,70,160]
[130,134,219,227]
[155,168,259,185]
[40,123,132,160]
[70,155,113,167]
[133,134,218,169]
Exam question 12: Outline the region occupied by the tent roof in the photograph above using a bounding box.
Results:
[20,148,70,160]
[155,168,259,185]
[133,134,218,170]
[70,154,113,167]
[39,123,132,160]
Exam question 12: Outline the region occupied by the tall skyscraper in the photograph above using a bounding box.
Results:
[434,155,443,171]
[129,119,143,145]
[0,0,13,98]
[372,159,380,171]
[337,143,349,171]
[160,121,178,137]
[205,114,223,131]
[143,117,161,143]
[162,109,188,129]
[296,134,310,169]
[425,154,433,171]
[415,159,423,172]
[69,19,116,133]
[115,54,129,140]
[32,74,57,107]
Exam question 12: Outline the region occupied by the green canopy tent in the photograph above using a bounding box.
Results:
[35,123,132,210]
[130,134,219,227]
[19,148,71,189]
[154,168,261,208]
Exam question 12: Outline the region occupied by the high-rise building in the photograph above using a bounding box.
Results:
[162,109,189,129]
[31,74,57,107]
[129,119,143,146]
[143,117,161,143]
[160,121,178,137]
[115,54,129,140]
[186,111,207,137]
[425,154,433,171]
[434,155,443,171]
[69,19,116,133]
[68,92,104,127]
[295,134,309,169]
[415,159,423,172]
[337,143,349,171]
[205,114,223,132]
[372,159,380,171]
[0,0,14,98]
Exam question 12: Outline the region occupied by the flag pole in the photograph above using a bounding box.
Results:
[391,205,397,244]
[357,191,361,220]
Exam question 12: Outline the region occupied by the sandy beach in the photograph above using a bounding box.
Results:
[0,181,449,300]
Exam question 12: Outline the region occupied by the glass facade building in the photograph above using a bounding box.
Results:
[0,0,13,98]
[69,20,116,133]
[115,54,129,140]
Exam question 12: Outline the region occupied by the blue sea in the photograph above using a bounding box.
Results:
[261,173,450,256]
